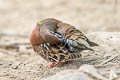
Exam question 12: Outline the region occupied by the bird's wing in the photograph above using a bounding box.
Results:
[56,22,94,51]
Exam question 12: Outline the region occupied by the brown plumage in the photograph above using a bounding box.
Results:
[30,18,98,68]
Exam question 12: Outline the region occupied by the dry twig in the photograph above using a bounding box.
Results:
[95,54,120,67]
[0,41,31,50]
[0,32,29,38]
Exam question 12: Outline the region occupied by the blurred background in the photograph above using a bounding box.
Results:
[0,0,120,36]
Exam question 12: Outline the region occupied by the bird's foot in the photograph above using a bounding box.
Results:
[48,62,58,68]
[48,61,63,68]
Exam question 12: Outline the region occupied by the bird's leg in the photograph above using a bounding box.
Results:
[48,61,66,68]
[48,56,59,68]
[48,62,61,68]
[48,56,65,68]
[48,62,57,68]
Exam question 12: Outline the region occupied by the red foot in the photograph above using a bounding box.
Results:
[48,62,57,68]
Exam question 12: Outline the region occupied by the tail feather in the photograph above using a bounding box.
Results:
[77,39,91,49]
[72,38,97,51]
[67,53,82,61]
[88,41,98,46]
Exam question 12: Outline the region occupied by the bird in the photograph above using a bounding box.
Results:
[30,18,98,68]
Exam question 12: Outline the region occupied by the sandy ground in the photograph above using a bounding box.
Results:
[0,32,120,80]
[0,0,120,80]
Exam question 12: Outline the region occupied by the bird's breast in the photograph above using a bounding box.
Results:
[30,25,45,46]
